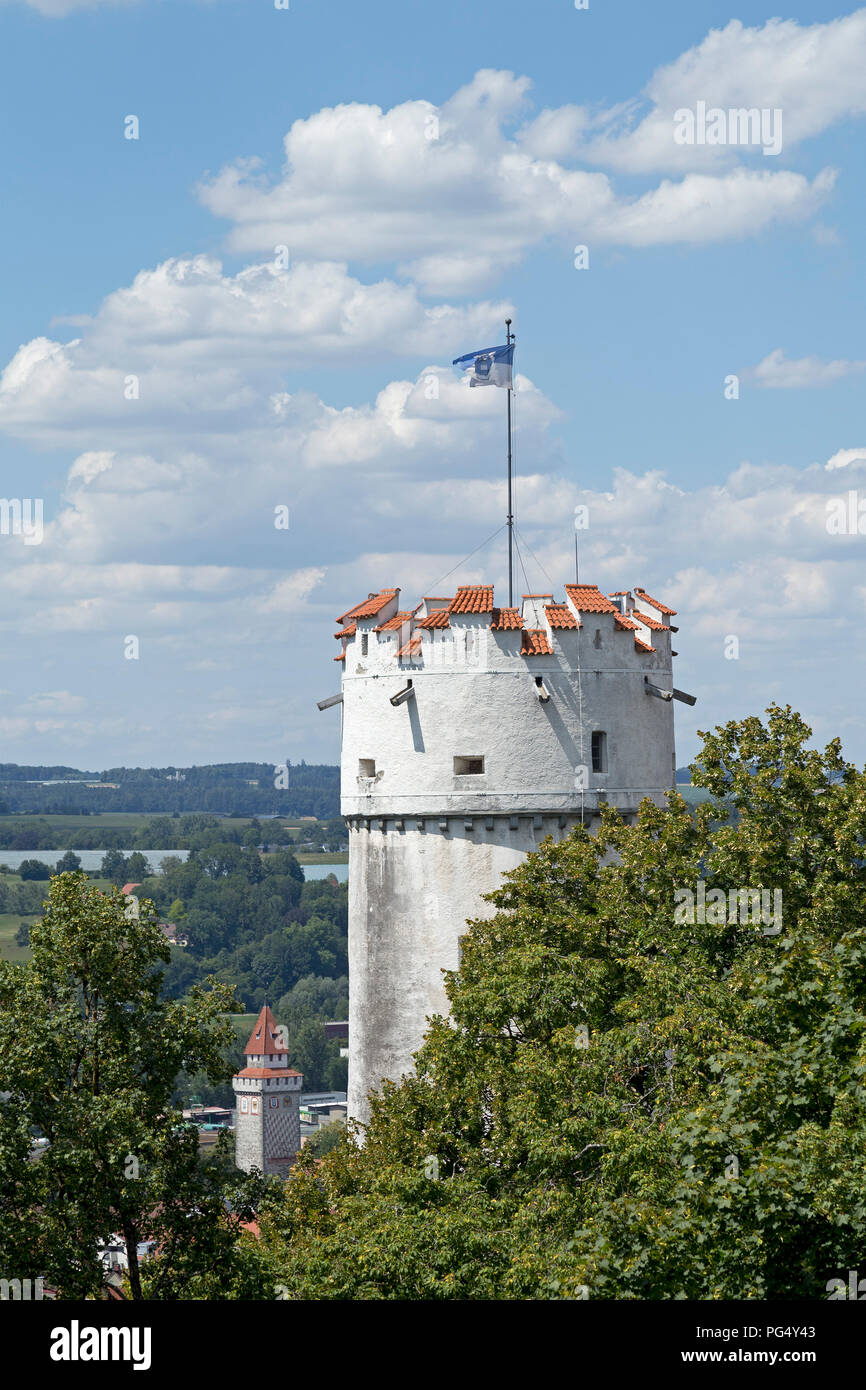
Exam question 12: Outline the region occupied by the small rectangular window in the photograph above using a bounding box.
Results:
[454,756,484,775]
[251,1099,259,1115]
[240,1097,249,1113]
[361,633,369,655]
[591,731,607,773]
[358,758,376,778]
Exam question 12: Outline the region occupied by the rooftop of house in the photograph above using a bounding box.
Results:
[332,582,676,664]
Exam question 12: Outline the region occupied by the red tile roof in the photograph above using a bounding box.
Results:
[396,634,422,657]
[334,651,345,661]
[490,606,522,630]
[521,628,554,655]
[634,637,656,654]
[564,584,618,614]
[244,1004,288,1056]
[422,596,450,602]
[375,611,414,632]
[614,612,639,631]
[633,611,668,631]
[336,589,399,624]
[449,585,494,614]
[416,608,450,629]
[235,1066,303,1079]
[334,622,356,640]
[522,593,553,599]
[545,604,580,629]
[634,586,676,616]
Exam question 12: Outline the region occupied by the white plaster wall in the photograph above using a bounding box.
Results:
[348,818,571,1122]
[340,606,678,1125]
[341,623,675,817]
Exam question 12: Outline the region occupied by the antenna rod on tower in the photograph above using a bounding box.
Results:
[506,318,514,606]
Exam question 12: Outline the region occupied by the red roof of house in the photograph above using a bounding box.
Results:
[396,634,422,657]
[490,606,522,630]
[334,622,356,640]
[244,1004,288,1056]
[522,593,553,599]
[521,628,554,655]
[449,585,494,614]
[375,611,414,632]
[634,586,677,616]
[416,608,451,629]
[334,651,345,661]
[634,637,656,654]
[235,1066,303,1079]
[545,603,580,629]
[121,883,142,895]
[614,612,639,631]
[335,589,399,624]
[632,611,668,631]
[564,584,618,614]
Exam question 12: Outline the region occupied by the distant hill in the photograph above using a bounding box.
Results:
[0,762,340,819]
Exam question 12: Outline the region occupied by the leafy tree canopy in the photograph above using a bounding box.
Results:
[0,873,261,1299]
[249,706,866,1301]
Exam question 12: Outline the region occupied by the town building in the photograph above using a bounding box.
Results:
[232,1005,303,1176]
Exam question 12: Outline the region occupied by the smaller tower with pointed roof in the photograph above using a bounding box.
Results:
[232,1004,303,1177]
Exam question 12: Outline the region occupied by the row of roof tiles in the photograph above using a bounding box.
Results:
[334,582,675,659]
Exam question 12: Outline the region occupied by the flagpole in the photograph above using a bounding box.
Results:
[506,318,514,607]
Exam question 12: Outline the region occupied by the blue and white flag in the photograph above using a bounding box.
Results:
[452,342,514,389]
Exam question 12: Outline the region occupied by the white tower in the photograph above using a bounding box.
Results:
[232,1004,303,1176]
[324,580,689,1124]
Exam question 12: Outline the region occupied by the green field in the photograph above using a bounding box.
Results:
[294,852,349,865]
[0,812,313,833]
[0,912,37,963]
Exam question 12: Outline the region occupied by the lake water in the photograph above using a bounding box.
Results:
[0,849,348,882]
[301,861,348,882]
[0,849,190,873]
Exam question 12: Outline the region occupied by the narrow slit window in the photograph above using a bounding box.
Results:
[591,732,607,773]
[358,758,376,778]
[360,633,369,656]
[454,756,484,775]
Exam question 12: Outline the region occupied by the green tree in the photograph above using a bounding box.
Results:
[289,1018,330,1090]
[55,850,82,874]
[100,847,128,884]
[126,850,151,881]
[0,872,259,1299]
[18,859,51,880]
[256,706,866,1300]
[303,1120,346,1158]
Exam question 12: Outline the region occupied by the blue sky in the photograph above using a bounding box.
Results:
[0,0,864,770]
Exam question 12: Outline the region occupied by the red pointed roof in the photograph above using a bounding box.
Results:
[521,628,554,656]
[634,586,677,616]
[545,604,580,630]
[564,584,618,614]
[243,1004,288,1056]
[375,611,414,632]
[335,589,399,625]
[449,585,494,614]
[416,608,451,629]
